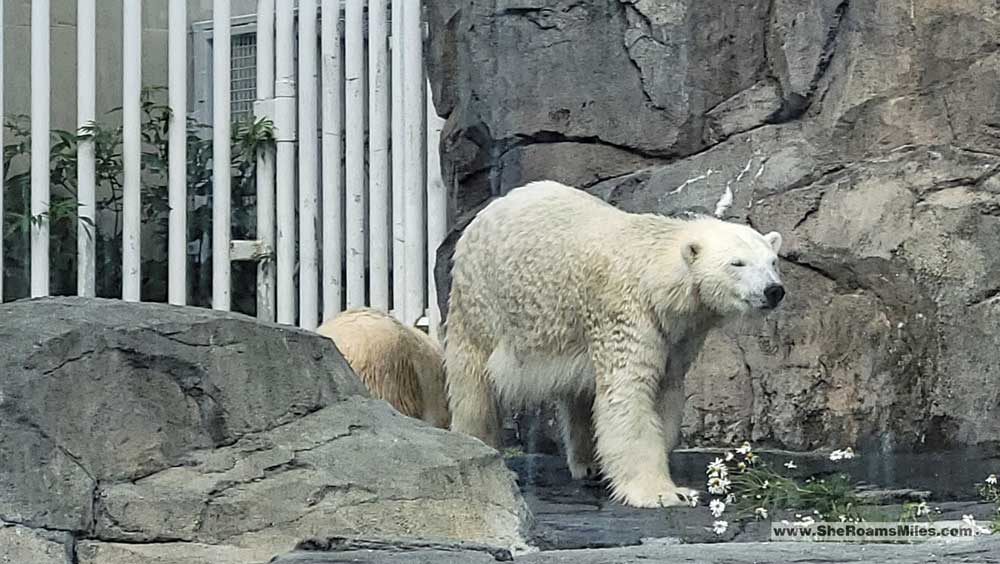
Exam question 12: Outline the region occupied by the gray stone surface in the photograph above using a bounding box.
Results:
[0,522,72,564]
[427,0,1000,454]
[506,453,1000,550]
[0,298,531,563]
[274,536,1000,564]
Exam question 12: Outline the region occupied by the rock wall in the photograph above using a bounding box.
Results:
[0,298,530,563]
[427,0,1000,453]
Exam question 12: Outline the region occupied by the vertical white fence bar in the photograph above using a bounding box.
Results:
[168,0,187,305]
[401,1,426,326]
[30,0,50,297]
[298,0,320,329]
[426,82,447,340]
[368,0,390,311]
[390,0,405,319]
[321,0,344,321]
[122,0,142,301]
[344,0,366,308]
[256,0,276,321]
[212,0,232,310]
[77,0,96,298]
[274,1,297,324]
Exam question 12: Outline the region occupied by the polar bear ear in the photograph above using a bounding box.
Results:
[682,241,701,265]
[763,231,783,253]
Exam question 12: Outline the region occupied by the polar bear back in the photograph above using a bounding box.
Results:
[317,308,450,428]
[449,181,681,356]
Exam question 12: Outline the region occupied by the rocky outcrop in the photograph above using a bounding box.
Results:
[427,0,1000,454]
[0,298,530,563]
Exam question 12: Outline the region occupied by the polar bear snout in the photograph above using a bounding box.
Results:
[764,283,785,309]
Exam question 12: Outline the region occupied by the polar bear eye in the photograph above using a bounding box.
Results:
[730,259,746,267]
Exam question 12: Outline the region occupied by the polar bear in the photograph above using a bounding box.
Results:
[317,308,450,429]
[444,180,784,508]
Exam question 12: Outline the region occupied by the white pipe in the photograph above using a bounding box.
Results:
[344,0,366,308]
[122,0,142,302]
[426,81,447,340]
[298,0,319,329]
[274,0,297,324]
[401,0,426,326]
[321,0,344,321]
[368,0,390,311]
[212,0,232,311]
[390,0,404,319]
[167,0,187,305]
[30,0,50,298]
[77,0,96,298]
[255,0,276,321]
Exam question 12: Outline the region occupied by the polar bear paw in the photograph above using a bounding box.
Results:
[614,482,700,508]
[568,459,601,480]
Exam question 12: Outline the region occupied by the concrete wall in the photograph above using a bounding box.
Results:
[2,0,261,133]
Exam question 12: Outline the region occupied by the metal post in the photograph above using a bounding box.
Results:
[77,0,96,298]
[321,0,345,321]
[168,0,187,305]
[122,0,142,302]
[275,0,297,324]
[298,0,320,329]
[255,0,277,321]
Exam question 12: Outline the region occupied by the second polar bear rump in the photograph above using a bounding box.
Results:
[445,180,785,508]
[318,308,450,429]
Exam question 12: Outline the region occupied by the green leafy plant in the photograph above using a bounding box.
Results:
[698,442,867,535]
[2,87,274,311]
[977,474,999,533]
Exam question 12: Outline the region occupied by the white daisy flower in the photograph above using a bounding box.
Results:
[709,499,726,518]
[829,449,844,462]
[707,458,727,475]
[799,516,816,527]
[707,476,731,495]
[712,520,729,535]
[986,474,998,486]
[687,491,701,507]
[842,447,856,459]
[725,494,737,504]
[736,441,752,455]
[724,451,735,462]
[755,507,769,519]
[783,461,797,470]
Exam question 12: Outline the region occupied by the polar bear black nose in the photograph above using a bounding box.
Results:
[765,284,785,308]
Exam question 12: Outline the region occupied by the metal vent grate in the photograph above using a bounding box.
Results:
[231,33,257,121]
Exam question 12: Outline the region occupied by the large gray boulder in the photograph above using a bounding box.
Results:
[427,0,1000,453]
[0,298,530,563]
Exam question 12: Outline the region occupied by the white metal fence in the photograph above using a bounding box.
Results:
[0,0,448,337]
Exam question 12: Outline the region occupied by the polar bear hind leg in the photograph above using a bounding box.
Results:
[557,392,598,479]
[445,328,503,449]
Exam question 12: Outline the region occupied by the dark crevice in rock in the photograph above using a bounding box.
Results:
[805,0,851,105]
[295,536,514,561]
[501,131,671,161]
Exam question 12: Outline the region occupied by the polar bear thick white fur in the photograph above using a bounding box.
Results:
[445,180,785,508]
[318,308,450,429]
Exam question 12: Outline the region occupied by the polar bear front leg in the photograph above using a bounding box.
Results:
[590,338,696,508]
[557,393,598,479]
[659,375,685,454]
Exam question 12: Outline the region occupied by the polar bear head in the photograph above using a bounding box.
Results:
[680,220,785,316]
